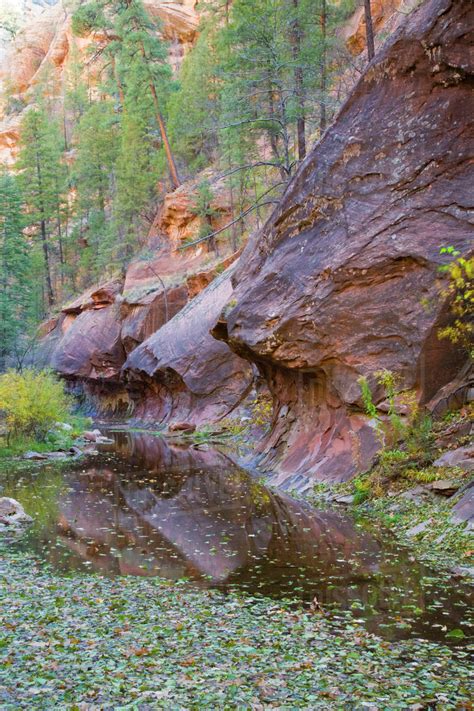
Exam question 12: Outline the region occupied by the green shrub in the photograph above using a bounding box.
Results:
[358,376,378,419]
[358,370,425,450]
[0,370,71,442]
[353,478,371,505]
[438,247,473,359]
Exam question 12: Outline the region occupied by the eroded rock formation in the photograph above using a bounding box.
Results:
[216,0,473,486]
[124,266,254,424]
[34,217,250,421]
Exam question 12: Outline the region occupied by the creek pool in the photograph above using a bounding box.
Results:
[1,430,472,648]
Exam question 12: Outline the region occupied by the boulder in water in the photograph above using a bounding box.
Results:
[0,498,33,528]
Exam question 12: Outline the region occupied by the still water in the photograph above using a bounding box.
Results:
[2,431,472,646]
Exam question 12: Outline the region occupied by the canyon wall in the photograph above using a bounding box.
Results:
[31,187,252,422]
[215,0,473,487]
[29,0,473,487]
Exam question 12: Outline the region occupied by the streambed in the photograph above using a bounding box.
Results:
[1,430,472,647]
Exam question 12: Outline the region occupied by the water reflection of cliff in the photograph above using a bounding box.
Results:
[56,432,380,591]
[9,431,471,642]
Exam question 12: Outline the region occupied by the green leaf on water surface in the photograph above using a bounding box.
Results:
[445,628,466,639]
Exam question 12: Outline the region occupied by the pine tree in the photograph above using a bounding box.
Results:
[168,25,220,170]
[113,101,159,267]
[72,0,180,188]
[72,99,119,281]
[0,173,32,368]
[17,108,67,309]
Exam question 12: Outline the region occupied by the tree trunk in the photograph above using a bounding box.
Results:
[364,0,375,62]
[56,211,64,287]
[112,56,125,106]
[228,157,239,251]
[268,87,285,180]
[320,0,327,133]
[291,0,306,160]
[35,152,54,308]
[205,212,219,255]
[55,175,65,287]
[40,219,54,308]
[148,80,181,190]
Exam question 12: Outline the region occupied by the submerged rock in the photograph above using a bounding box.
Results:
[216,0,473,485]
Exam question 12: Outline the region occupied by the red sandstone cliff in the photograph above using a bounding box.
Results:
[215,0,473,486]
[30,0,473,486]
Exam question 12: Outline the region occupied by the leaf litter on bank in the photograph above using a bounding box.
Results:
[0,549,472,708]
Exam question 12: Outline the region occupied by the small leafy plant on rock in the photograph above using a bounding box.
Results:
[357,369,420,449]
[437,247,473,360]
[354,370,437,500]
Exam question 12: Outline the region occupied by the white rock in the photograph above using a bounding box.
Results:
[0,497,33,527]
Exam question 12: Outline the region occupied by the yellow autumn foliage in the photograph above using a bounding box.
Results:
[0,369,71,441]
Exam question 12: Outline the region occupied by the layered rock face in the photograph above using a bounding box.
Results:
[123,266,254,424]
[33,231,250,421]
[217,0,473,486]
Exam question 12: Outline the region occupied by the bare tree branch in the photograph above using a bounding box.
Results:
[178,182,286,251]
[210,161,284,184]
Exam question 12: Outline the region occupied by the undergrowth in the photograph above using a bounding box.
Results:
[0,414,91,460]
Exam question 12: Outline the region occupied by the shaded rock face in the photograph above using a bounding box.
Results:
[35,253,252,423]
[124,266,254,425]
[52,303,126,381]
[217,0,473,484]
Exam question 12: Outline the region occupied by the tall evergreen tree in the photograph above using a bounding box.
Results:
[17,108,67,309]
[72,99,119,280]
[0,173,32,368]
[72,0,180,188]
[114,101,159,266]
[168,26,220,170]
